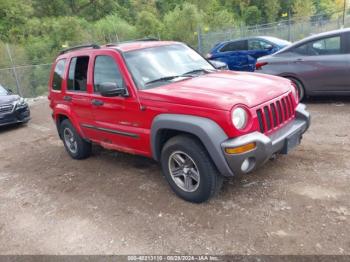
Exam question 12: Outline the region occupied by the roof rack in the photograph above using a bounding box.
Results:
[106,38,159,47]
[59,44,100,55]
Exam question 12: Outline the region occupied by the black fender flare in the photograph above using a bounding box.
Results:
[151,114,234,177]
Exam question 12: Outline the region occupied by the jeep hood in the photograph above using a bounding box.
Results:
[139,71,291,111]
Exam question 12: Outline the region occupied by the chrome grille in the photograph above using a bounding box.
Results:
[0,104,14,114]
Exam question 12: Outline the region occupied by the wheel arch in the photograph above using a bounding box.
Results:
[151,114,234,177]
[53,108,85,139]
[279,74,307,94]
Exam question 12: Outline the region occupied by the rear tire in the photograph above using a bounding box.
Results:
[60,119,91,159]
[161,135,223,203]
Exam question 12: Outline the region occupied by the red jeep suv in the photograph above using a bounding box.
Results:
[48,40,310,203]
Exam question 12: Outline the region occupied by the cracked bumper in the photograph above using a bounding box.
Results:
[221,103,310,175]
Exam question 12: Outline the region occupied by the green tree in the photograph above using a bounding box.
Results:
[202,0,235,30]
[292,0,316,20]
[136,11,162,38]
[0,0,33,41]
[162,3,203,46]
[317,0,347,18]
[263,0,281,23]
[243,5,262,25]
[94,14,138,43]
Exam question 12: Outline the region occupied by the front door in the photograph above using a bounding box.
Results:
[89,51,147,156]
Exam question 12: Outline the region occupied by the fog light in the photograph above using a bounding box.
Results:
[225,142,256,154]
[241,158,250,172]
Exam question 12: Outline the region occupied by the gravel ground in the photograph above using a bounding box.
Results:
[0,97,349,255]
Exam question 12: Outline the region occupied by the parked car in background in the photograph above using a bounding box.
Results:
[206,36,291,71]
[256,28,350,100]
[49,40,310,203]
[209,59,228,70]
[0,84,30,127]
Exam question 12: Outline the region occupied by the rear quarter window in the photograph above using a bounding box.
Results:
[52,59,66,91]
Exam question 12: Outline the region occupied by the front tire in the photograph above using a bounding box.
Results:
[60,119,91,159]
[161,135,223,203]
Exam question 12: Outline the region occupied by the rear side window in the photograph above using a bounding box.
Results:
[311,36,341,55]
[220,40,247,52]
[93,55,124,93]
[67,56,89,92]
[292,35,342,56]
[52,59,66,91]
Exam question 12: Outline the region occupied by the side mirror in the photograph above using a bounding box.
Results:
[7,88,13,94]
[209,60,228,70]
[99,82,127,97]
[264,44,273,51]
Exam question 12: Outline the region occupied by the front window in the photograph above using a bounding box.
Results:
[124,44,214,90]
[0,84,9,95]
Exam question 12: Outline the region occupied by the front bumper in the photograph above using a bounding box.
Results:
[0,104,31,127]
[221,103,310,175]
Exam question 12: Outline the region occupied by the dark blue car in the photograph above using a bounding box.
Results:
[206,36,291,72]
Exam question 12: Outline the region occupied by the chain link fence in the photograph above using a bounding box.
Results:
[199,12,350,54]
[1,11,349,98]
[0,64,52,98]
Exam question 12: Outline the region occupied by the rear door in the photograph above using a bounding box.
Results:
[212,40,249,71]
[64,55,96,138]
[289,33,349,93]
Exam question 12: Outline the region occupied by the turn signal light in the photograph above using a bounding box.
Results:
[225,142,256,154]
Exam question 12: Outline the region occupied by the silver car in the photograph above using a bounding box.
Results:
[256,28,350,100]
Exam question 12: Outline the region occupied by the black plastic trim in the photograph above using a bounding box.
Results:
[81,124,139,138]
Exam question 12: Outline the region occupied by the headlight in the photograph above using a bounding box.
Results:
[231,107,248,130]
[291,83,299,103]
[13,97,27,108]
[18,97,25,105]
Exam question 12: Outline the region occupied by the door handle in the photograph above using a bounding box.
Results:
[294,58,304,63]
[63,95,72,102]
[92,99,104,106]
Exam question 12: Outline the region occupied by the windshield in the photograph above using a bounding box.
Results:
[124,44,214,89]
[0,85,9,96]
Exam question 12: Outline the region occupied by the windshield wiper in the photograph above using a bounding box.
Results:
[145,69,212,86]
[180,68,212,77]
[145,75,180,86]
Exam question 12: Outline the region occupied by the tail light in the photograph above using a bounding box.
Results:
[255,62,268,70]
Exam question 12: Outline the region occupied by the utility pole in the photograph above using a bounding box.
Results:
[197,26,203,54]
[5,44,21,96]
[287,0,292,42]
[343,0,347,28]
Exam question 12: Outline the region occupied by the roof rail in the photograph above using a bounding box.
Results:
[106,38,159,47]
[59,44,100,55]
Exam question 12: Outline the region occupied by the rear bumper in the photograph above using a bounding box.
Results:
[221,103,310,175]
[0,105,31,127]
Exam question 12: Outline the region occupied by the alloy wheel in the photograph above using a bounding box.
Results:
[168,151,200,192]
